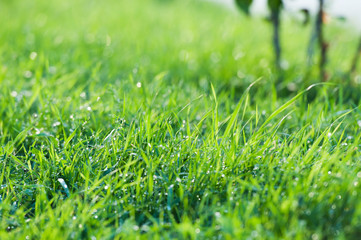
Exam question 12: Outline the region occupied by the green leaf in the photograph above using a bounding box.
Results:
[235,0,253,15]
[64,128,77,149]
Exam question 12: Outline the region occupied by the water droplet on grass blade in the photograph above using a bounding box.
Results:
[24,71,32,78]
[133,225,139,231]
[29,52,37,60]
[52,122,61,127]
[10,91,17,97]
[58,178,70,197]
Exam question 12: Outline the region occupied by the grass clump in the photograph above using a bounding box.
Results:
[1,0,361,239]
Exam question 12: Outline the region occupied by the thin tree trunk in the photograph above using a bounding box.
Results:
[271,9,281,73]
[317,0,327,81]
[307,21,317,67]
[350,36,361,74]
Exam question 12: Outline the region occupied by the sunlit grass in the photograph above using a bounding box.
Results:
[1,0,361,239]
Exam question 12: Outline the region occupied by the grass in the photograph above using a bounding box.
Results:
[1,0,361,239]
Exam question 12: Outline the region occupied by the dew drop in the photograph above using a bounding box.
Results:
[29,52,37,60]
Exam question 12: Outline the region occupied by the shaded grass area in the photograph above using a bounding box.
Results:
[1,0,361,239]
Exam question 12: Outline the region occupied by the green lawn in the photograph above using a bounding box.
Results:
[1,0,361,239]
